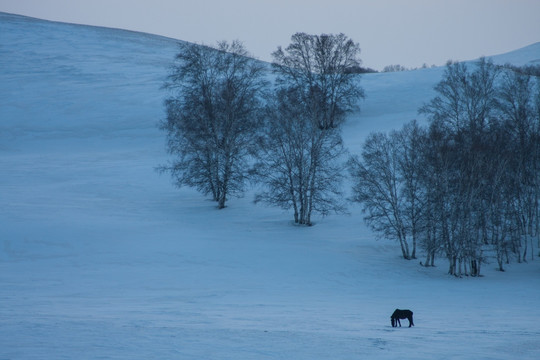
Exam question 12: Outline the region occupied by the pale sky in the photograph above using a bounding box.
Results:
[1,0,539,70]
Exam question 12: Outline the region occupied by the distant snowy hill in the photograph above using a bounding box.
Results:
[489,41,540,66]
[0,12,179,140]
[1,12,540,360]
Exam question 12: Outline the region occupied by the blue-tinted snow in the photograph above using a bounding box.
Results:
[1,12,540,360]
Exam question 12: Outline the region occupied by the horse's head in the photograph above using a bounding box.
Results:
[391,317,395,327]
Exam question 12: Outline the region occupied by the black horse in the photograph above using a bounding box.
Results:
[391,309,414,327]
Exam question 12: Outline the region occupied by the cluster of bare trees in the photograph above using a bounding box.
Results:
[350,59,540,276]
[160,35,539,275]
[160,33,365,225]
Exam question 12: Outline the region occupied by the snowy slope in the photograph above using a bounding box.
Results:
[1,12,540,360]
[489,41,540,67]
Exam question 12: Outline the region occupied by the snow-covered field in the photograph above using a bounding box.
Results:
[1,12,540,359]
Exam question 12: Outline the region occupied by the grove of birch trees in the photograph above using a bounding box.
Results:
[350,59,540,276]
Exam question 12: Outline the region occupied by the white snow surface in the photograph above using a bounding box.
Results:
[1,12,540,359]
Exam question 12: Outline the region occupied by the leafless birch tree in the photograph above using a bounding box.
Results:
[159,41,268,208]
[272,32,365,130]
[255,88,347,225]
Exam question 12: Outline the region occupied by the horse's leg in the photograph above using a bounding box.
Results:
[397,318,401,327]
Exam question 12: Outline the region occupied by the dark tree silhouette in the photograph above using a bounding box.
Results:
[159,41,268,209]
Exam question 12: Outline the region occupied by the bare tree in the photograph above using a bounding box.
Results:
[271,32,365,130]
[159,41,268,208]
[349,131,412,259]
[395,120,427,260]
[349,121,429,261]
[255,88,347,225]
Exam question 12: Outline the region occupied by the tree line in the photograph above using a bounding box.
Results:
[349,59,540,276]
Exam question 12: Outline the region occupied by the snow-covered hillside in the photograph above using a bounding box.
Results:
[1,12,540,359]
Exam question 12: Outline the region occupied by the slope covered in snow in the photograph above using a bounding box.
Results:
[1,12,540,359]
[488,41,540,67]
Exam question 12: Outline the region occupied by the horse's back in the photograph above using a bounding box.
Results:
[392,309,411,317]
